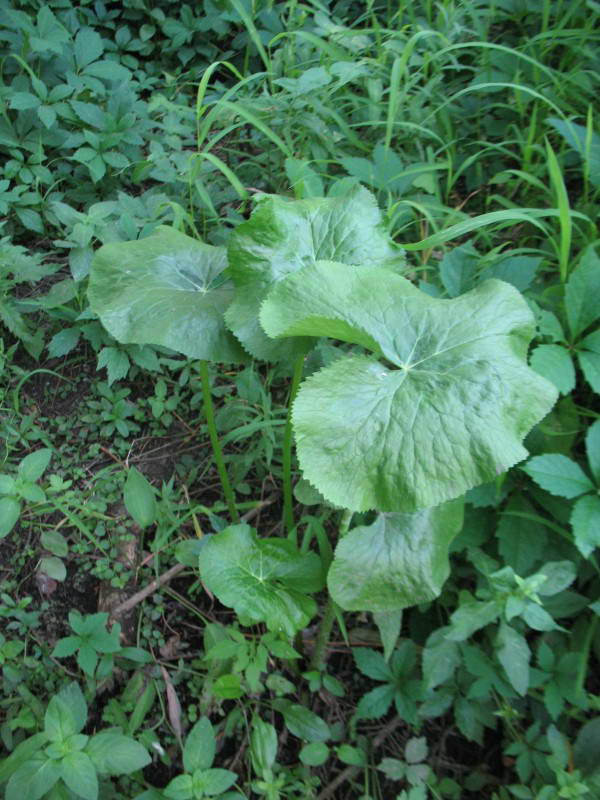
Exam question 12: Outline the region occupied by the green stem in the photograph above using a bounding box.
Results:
[199,360,239,523]
[282,353,305,539]
[310,509,354,670]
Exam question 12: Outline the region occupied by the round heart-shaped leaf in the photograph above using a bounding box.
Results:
[328,502,464,612]
[261,260,557,511]
[198,524,325,636]
[88,226,246,363]
[225,186,405,361]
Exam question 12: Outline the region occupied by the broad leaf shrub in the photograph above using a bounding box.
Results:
[2,1,600,797]
[88,187,557,633]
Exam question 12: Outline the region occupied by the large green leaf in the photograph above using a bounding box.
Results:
[88,227,245,363]
[328,502,464,612]
[198,525,324,636]
[261,261,556,512]
[225,186,405,360]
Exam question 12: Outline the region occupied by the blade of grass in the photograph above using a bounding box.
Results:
[545,137,572,282]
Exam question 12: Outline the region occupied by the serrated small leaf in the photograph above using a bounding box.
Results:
[48,328,80,358]
[522,454,594,498]
[97,347,130,385]
[84,60,131,82]
[530,344,575,395]
[123,467,156,528]
[74,28,104,67]
[578,329,600,393]
[571,495,600,558]
[565,246,600,337]
[586,419,600,483]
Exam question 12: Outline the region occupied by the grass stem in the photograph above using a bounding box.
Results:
[199,360,240,523]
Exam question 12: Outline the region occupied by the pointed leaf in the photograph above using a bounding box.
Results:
[56,683,87,733]
[565,246,600,338]
[0,497,20,538]
[85,732,151,775]
[6,755,61,800]
[522,454,594,498]
[354,647,392,682]
[226,186,404,360]
[88,227,245,363]
[18,448,52,482]
[571,495,600,558]
[496,623,530,696]
[262,261,556,511]
[124,467,156,528]
[198,524,324,636]
[586,419,600,484]
[60,752,98,800]
[45,696,77,742]
[183,717,215,773]
[578,329,600,393]
[530,344,575,395]
[328,502,463,612]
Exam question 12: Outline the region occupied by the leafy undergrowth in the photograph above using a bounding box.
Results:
[1,1,600,799]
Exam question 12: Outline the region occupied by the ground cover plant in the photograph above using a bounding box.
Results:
[1,0,600,798]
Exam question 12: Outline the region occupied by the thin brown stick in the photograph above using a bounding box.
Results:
[109,563,186,621]
[316,715,403,800]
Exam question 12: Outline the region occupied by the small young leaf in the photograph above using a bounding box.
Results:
[0,497,20,538]
[41,530,68,557]
[39,557,66,582]
[183,718,215,773]
[18,449,52,482]
[300,741,329,766]
[97,347,130,385]
[123,467,156,528]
